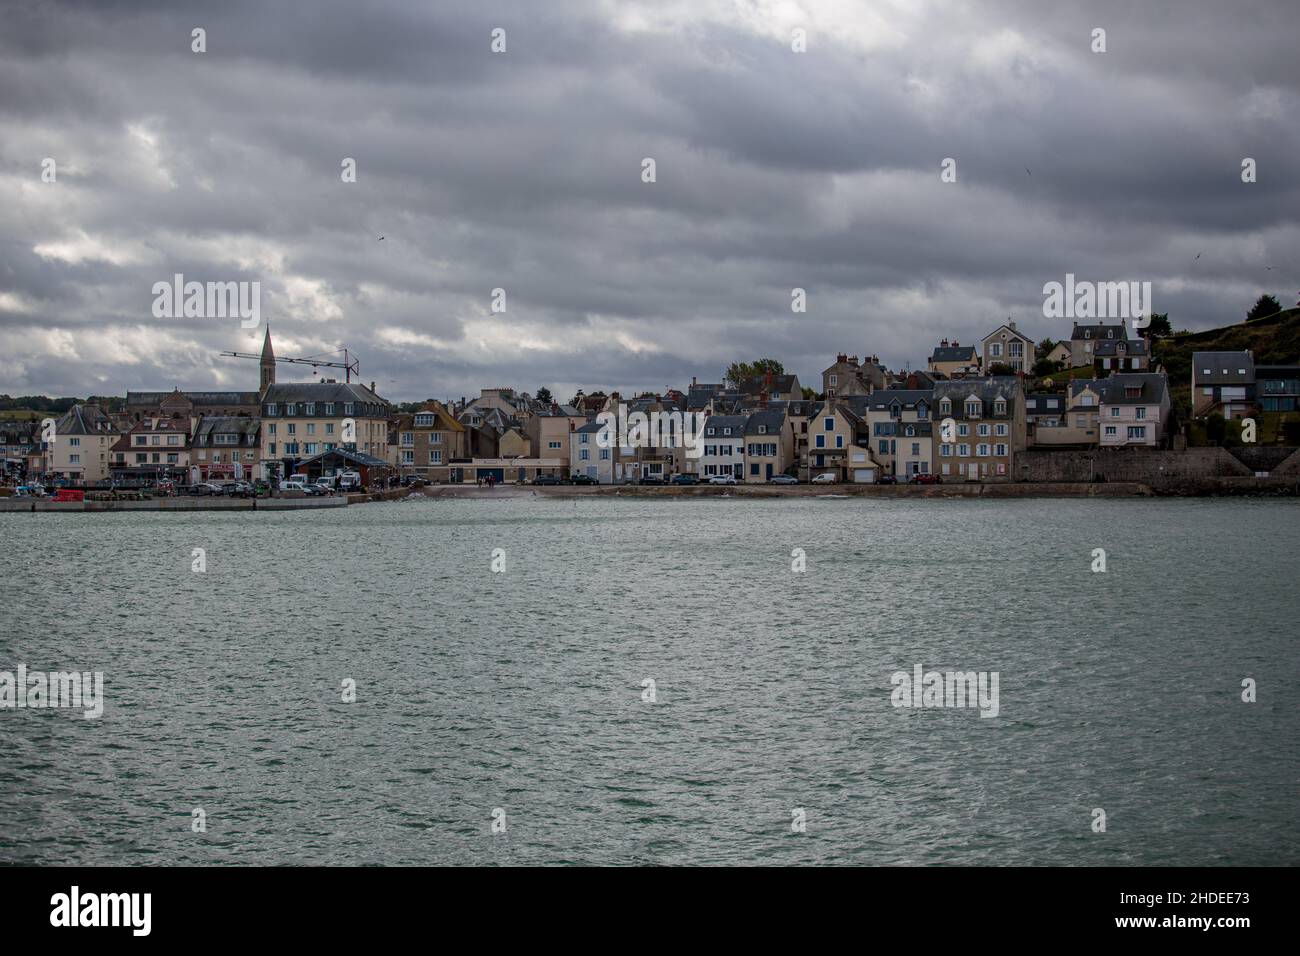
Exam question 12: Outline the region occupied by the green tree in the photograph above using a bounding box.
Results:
[1036,337,1056,360]
[1247,295,1282,322]
[535,386,553,405]
[1143,312,1173,337]
[725,358,784,386]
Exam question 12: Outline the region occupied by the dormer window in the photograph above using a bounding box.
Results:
[966,400,981,418]
[994,400,1006,415]
[939,399,951,415]
[758,425,767,434]
[265,404,277,416]
[1084,330,1091,339]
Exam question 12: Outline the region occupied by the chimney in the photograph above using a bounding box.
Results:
[551,402,560,414]
[1009,321,1016,331]
[371,381,376,393]
[837,353,847,364]
[759,389,768,409]
[941,337,948,347]
[691,376,698,386]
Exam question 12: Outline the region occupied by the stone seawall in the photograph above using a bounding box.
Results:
[1017,447,1259,482]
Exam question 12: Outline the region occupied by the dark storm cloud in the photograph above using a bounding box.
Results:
[1,0,1297,401]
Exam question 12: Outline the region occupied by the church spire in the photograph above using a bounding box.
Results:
[259,326,276,393]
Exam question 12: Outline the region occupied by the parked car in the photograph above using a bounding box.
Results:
[670,474,699,485]
[810,472,838,484]
[14,485,46,498]
[531,474,563,485]
[913,473,942,485]
[191,482,225,496]
[638,475,666,485]
[221,481,253,497]
[278,480,310,494]
[707,474,738,485]
[877,474,898,485]
[569,474,598,485]
[767,474,799,485]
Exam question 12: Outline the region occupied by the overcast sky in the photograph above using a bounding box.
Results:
[2,0,1297,403]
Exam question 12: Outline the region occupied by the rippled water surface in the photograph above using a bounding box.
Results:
[2,495,1297,865]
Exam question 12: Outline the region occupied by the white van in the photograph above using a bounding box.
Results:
[279,480,309,493]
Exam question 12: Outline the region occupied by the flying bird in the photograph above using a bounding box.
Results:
[377,235,385,241]
[1194,253,1201,260]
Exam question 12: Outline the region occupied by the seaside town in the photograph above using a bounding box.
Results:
[3,296,1299,501]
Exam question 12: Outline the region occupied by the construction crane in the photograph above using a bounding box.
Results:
[220,346,360,382]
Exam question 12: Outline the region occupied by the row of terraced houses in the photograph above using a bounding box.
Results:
[8,321,1298,487]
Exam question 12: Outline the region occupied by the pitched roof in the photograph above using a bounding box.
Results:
[737,374,799,395]
[1071,322,1129,340]
[55,404,113,435]
[931,345,979,362]
[1192,351,1254,385]
[1096,372,1169,405]
[298,447,389,468]
[262,382,387,406]
[743,409,786,435]
[1094,337,1149,357]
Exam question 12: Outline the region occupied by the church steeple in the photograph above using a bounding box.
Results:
[259,326,276,394]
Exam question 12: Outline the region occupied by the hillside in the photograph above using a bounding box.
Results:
[1155,307,1300,385]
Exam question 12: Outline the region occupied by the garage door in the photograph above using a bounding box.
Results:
[853,468,875,483]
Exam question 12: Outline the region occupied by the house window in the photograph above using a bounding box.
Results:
[402,432,414,446]
[978,424,990,437]
[548,441,562,450]
[940,444,951,457]
[829,375,838,386]
[1135,407,1147,419]
[991,343,1002,357]
[580,449,590,461]
[265,404,277,416]
[415,414,434,426]
[324,403,335,415]
[344,403,354,415]
[758,425,767,435]
[836,435,844,449]
[1105,426,1117,436]
[304,403,315,415]
[958,423,969,437]
[994,401,1006,415]
[69,454,80,464]
[977,444,989,457]
[1110,408,1120,417]
[1127,426,1146,439]
[600,449,610,460]
[723,427,731,435]
[430,450,442,464]
[958,444,970,456]
[815,435,825,448]
[995,444,1007,456]
[823,417,834,431]
[402,450,414,464]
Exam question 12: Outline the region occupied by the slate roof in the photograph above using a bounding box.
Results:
[1071,322,1129,340]
[126,390,259,406]
[931,345,979,362]
[1192,351,1255,385]
[55,404,113,435]
[1095,372,1170,406]
[737,374,799,395]
[743,409,786,436]
[703,415,748,436]
[933,377,1022,416]
[193,416,261,446]
[1094,337,1149,357]
[262,382,387,406]
[1025,393,1068,416]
